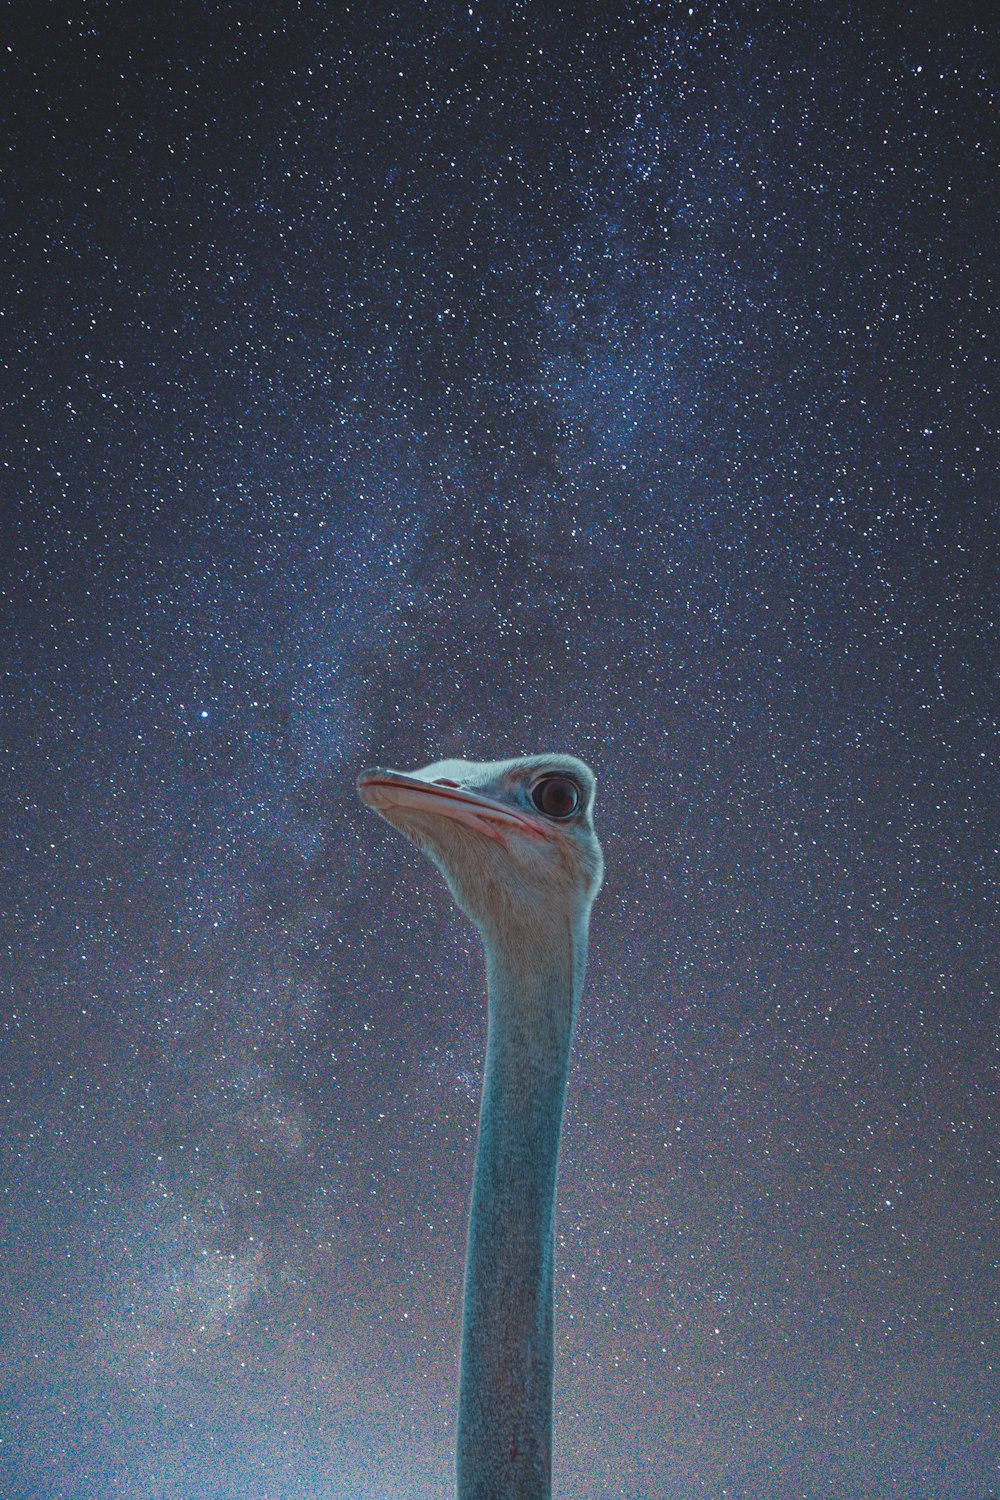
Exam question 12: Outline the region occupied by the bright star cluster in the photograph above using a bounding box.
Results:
[1,3,996,1497]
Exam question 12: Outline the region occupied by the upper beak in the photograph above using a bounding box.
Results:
[357,768,548,842]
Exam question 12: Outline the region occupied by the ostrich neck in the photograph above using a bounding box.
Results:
[457,913,588,1500]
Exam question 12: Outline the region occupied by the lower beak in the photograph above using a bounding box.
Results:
[357,769,547,841]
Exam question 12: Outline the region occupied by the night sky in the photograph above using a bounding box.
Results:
[2,2,997,1497]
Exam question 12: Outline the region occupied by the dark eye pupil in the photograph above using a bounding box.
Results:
[532,776,580,818]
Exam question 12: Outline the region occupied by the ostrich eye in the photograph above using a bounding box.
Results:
[531,775,580,819]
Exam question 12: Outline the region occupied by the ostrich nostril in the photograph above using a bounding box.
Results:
[433,778,462,788]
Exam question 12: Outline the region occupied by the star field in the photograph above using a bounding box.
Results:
[1,2,997,1497]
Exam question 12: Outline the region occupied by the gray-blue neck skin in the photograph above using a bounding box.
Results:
[456,909,590,1500]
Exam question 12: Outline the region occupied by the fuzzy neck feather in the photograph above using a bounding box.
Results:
[456,909,589,1499]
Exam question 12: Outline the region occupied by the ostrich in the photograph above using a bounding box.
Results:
[357,754,603,1499]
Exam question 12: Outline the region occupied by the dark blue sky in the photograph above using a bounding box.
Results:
[1,3,996,1496]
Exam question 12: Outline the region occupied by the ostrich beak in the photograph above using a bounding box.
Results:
[357,768,548,843]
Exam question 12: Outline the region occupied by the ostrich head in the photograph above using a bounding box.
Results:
[357,754,603,943]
